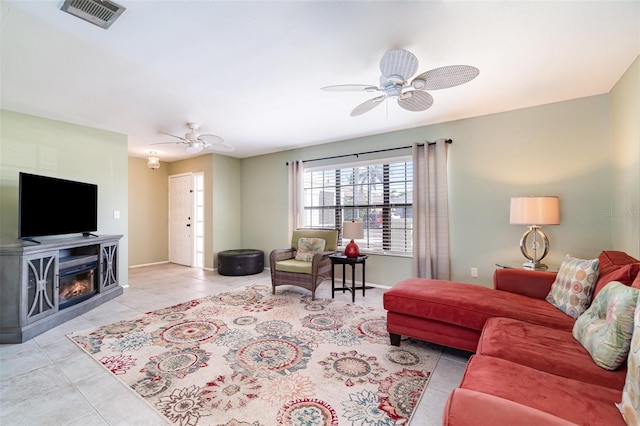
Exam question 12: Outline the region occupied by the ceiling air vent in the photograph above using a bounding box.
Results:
[60,0,126,30]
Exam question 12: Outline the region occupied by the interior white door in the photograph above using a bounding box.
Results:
[169,174,193,266]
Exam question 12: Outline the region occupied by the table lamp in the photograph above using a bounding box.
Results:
[343,221,364,258]
[510,196,560,270]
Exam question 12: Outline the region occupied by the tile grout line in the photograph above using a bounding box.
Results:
[34,338,113,426]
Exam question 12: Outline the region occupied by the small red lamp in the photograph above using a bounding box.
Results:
[343,221,364,258]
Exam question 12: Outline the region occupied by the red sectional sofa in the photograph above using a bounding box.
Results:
[383,251,640,425]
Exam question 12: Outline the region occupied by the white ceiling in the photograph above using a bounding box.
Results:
[1,1,638,162]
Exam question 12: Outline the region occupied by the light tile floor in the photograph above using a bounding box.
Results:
[0,263,470,426]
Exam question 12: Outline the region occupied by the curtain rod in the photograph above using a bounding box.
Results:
[285,139,451,166]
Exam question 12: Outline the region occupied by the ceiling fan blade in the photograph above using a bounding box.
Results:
[198,134,224,145]
[209,142,235,152]
[412,65,480,90]
[150,141,182,146]
[159,131,188,142]
[321,84,379,92]
[351,95,386,117]
[380,49,419,82]
[398,90,434,112]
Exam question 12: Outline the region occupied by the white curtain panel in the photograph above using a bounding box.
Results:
[412,139,451,279]
[287,160,305,236]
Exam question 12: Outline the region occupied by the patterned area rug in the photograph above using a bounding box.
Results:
[68,284,441,425]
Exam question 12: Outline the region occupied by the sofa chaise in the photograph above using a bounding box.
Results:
[383,251,640,425]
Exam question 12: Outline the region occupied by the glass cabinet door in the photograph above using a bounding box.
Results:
[100,243,118,291]
[24,252,58,323]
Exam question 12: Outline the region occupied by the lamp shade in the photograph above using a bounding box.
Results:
[343,221,364,240]
[510,196,560,225]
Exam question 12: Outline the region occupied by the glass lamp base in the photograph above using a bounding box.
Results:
[519,226,551,269]
[522,261,549,271]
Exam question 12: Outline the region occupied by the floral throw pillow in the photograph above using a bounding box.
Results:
[294,238,326,262]
[545,254,600,319]
[617,296,640,424]
[572,281,639,370]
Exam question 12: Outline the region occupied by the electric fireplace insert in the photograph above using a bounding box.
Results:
[58,256,98,309]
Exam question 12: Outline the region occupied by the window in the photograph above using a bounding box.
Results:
[303,157,413,255]
[193,173,205,268]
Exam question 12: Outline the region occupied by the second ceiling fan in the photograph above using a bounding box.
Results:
[322,49,479,117]
[152,122,234,154]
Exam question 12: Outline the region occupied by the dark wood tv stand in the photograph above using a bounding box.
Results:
[0,234,122,343]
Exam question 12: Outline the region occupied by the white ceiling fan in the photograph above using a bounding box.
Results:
[152,122,234,154]
[322,49,479,117]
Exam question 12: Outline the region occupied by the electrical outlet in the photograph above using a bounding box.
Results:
[471,267,479,278]
[113,210,120,219]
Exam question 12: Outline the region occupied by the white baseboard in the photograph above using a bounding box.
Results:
[129,260,169,268]
[130,261,218,272]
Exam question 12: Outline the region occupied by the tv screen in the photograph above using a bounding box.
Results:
[19,172,98,239]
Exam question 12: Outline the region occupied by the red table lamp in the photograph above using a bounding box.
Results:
[343,221,364,258]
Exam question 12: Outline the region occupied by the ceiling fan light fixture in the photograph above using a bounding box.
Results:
[185,143,203,154]
[387,86,403,98]
[411,79,426,90]
[147,152,160,170]
[386,74,405,84]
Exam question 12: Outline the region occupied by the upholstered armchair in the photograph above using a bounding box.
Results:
[270,228,339,300]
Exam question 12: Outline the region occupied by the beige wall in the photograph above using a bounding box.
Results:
[128,157,168,266]
[241,95,613,287]
[445,96,612,285]
[610,55,640,259]
[0,109,129,286]
[127,153,242,269]
[214,154,242,267]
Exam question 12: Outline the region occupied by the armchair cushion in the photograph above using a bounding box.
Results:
[275,259,313,274]
[291,229,339,251]
[294,238,326,261]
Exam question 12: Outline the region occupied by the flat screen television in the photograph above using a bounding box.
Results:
[19,172,98,240]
